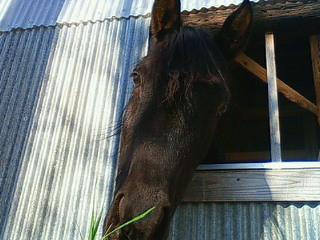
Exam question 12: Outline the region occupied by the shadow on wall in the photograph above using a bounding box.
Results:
[0,0,65,237]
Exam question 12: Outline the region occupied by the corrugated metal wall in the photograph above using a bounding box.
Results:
[170,202,320,240]
[1,0,320,239]
[0,17,150,239]
[0,0,246,32]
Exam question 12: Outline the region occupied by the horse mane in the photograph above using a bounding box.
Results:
[138,26,226,103]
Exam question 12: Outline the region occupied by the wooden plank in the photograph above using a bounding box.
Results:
[265,33,281,162]
[235,53,319,116]
[309,35,320,124]
[182,1,320,34]
[182,169,320,202]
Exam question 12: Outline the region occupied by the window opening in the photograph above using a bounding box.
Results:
[206,31,320,164]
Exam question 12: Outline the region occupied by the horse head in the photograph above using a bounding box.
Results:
[104,0,252,239]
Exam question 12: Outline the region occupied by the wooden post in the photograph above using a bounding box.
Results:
[309,35,320,160]
[265,33,282,162]
[309,35,320,124]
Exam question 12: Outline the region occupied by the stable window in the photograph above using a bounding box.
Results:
[214,32,320,163]
[181,1,320,202]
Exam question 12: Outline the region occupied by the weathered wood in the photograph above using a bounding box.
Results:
[309,35,320,124]
[265,33,281,162]
[235,53,319,116]
[183,169,320,202]
[309,35,320,160]
[182,0,320,34]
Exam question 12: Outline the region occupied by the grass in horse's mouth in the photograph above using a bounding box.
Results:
[79,206,155,240]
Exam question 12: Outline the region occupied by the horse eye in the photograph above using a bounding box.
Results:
[131,71,141,86]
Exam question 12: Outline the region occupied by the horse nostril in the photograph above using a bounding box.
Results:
[217,103,228,116]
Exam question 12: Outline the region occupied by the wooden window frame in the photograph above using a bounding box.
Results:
[183,163,320,202]
[181,1,320,202]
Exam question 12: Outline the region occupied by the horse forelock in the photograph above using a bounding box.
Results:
[138,26,226,103]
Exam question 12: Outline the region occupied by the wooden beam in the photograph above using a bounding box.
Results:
[309,35,320,124]
[182,1,320,34]
[235,53,319,117]
[265,33,281,162]
[182,169,320,202]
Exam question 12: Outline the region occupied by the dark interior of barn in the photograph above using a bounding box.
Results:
[213,31,320,163]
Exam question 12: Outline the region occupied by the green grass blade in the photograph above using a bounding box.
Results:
[88,211,96,240]
[100,206,155,240]
[88,207,104,240]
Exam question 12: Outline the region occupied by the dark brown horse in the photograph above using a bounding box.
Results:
[103,0,252,239]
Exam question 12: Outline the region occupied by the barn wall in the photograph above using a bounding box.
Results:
[170,202,320,240]
[0,17,150,239]
[1,0,319,239]
[0,0,244,32]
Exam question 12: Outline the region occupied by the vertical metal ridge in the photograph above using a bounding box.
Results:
[61,21,108,239]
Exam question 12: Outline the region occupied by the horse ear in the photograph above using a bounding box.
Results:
[150,0,181,42]
[216,0,253,59]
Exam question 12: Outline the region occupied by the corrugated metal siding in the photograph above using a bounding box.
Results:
[1,1,320,240]
[169,202,320,240]
[0,17,150,239]
[0,0,246,32]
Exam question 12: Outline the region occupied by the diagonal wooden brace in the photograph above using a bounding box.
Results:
[235,53,319,117]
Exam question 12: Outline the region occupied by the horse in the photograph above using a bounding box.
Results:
[103,0,252,239]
